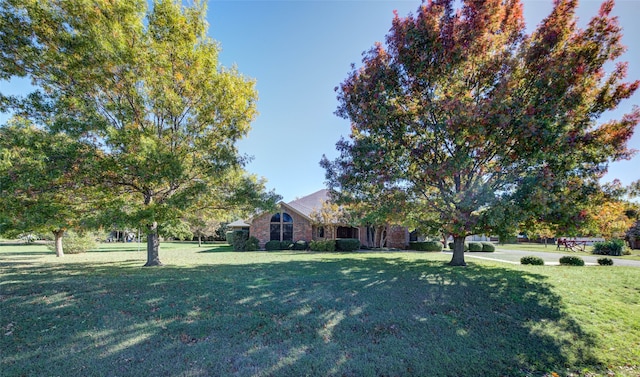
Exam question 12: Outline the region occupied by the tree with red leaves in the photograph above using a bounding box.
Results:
[323,0,639,266]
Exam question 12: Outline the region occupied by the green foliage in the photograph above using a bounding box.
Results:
[159,219,193,241]
[309,240,336,252]
[559,256,585,266]
[0,120,100,238]
[231,230,258,251]
[0,0,280,265]
[467,242,483,252]
[409,241,443,252]
[597,257,614,266]
[265,240,300,251]
[481,242,496,252]
[293,240,308,251]
[225,231,235,245]
[521,256,545,266]
[246,236,260,252]
[265,240,283,251]
[46,231,98,254]
[336,238,361,252]
[592,239,625,256]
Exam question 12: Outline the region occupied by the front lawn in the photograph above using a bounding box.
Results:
[1,242,638,376]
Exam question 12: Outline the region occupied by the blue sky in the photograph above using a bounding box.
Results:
[207,0,640,202]
[1,1,638,203]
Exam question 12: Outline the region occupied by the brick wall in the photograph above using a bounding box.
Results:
[250,207,313,249]
[387,224,409,249]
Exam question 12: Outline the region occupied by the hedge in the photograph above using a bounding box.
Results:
[559,256,585,266]
[265,240,298,250]
[310,240,336,252]
[592,239,624,256]
[409,241,443,252]
[336,238,361,251]
[521,256,544,265]
[597,257,614,266]
[265,240,284,251]
[293,240,308,250]
[481,242,496,252]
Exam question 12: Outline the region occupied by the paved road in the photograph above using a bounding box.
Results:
[443,249,640,267]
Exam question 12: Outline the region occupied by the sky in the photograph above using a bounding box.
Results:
[1,0,638,203]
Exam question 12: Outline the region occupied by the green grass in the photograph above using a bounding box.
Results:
[1,242,639,376]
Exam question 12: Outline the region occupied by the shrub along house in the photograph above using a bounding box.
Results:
[241,189,409,249]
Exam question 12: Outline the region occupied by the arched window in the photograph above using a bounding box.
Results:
[270,212,293,241]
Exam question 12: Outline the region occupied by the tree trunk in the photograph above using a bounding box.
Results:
[52,229,65,257]
[379,225,387,248]
[198,234,202,247]
[144,222,163,266]
[449,235,467,266]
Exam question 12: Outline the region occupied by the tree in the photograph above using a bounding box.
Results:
[1,0,279,265]
[0,118,99,256]
[324,0,639,266]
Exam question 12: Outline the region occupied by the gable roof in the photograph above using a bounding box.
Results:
[286,189,330,218]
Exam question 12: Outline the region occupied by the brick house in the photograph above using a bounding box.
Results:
[240,189,409,249]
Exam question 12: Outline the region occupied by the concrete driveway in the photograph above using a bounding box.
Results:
[443,248,640,267]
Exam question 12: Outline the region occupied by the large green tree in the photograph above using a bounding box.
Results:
[1,0,278,265]
[0,118,99,256]
[323,0,639,265]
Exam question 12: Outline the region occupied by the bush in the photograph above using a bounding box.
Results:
[246,236,260,251]
[231,230,258,251]
[293,240,308,251]
[225,231,235,245]
[309,239,336,252]
[592,239,624,256]
[521,256,544,265]
[481,242,495,252]
[409,241,443,252]
[559,256,585,266]
[47,231,98,254]
[336,238,361,251]
[467,242,483,252]
[265,240,282,251]
[597,257,614,266]
[448,242,469,251]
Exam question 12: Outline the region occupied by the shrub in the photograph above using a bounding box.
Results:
[309,239,336,252]
[280,241,294,250]
[47,231,98,254]
[265,240,282,251]
[597,257,614,266]
[336,238,361,251]
[559,256,585,266]
[468,242,483,252]
[231,230,259,251]
[592,239,624,256]
[225,231,235,245]
[293,240,308,251]
[481,242,496,252]
[448,242,469,251]
[521,256,544,265]
[409,241,443,252]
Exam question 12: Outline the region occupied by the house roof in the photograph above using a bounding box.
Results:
[286,189,330,218]
[232,189,330,225]
[227,219,250,228]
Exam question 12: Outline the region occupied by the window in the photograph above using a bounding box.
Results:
[270,212,293,241]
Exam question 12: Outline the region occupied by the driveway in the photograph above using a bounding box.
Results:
[443,248,640,267]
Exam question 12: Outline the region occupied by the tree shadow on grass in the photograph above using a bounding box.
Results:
[1,257,602,376]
